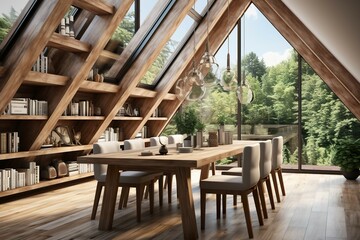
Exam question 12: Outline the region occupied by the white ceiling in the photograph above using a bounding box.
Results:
[282,0,360,81]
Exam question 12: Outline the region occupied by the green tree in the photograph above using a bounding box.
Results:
[242,51,266,80]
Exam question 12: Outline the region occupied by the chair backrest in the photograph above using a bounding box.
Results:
[272,136,284,170]
[259,140,272,178]
[150,136,168,146]
[168,134,184,144]
[242,144,260,188]
[93,141,122,181]
[124,138,145,150]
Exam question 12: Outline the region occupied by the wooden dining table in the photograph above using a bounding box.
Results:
[77,140,252,239]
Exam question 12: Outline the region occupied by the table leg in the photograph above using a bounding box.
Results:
[175,167,198,239]
[99,165,120,230]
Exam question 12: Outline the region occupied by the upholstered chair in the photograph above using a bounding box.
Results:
[271,136,286,202]
[91,141,162,222]
[119,138,163,209]
[150,136,168,147]
[222,140,275,218]
[200,144,263,238]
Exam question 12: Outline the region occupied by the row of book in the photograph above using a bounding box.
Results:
[0,162,39,192]
[3,98,48,116]
[58,16,75,38]
[67,162,93,176]
[63,100,98,116]
[98,127,125,142]
[136,126,149,139]
[0,132,20,154]
[32,50,48,73]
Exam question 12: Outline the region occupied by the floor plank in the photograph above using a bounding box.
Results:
[0,171,359,239]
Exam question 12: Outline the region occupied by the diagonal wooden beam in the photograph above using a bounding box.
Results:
[0,0,72,113]
[29,0,134,150]
[137,0,251,136]
[253,0,360,119]
[84,0,195,143]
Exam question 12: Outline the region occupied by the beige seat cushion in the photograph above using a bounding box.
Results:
[200,175,252,191]
[222,167,243,176]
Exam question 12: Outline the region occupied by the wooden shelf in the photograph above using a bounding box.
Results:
[0,115,48,120]
[0,172,93,198]
[113,116,143,121]
[59,116,105,120]
[24,71,70,86]
[79,81,119,93]
[149,117,168,121]
[48,33,91,53]
[99,50,120,61]
[0,145,93,161]
[72,0,114,15]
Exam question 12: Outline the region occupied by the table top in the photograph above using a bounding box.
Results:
[77,140,259,169]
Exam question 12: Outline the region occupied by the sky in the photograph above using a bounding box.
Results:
[1,0,292,70]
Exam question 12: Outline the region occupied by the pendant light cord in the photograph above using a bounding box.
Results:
[242,14,246,85]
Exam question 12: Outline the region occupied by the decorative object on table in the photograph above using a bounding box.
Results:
[208,131,218,147]
[141,150,153,156]
[195,120,206,148]
[158,137,168,155]
[331,138,360,180]
[52,159,68,177]
[178,147,193,153]
[51,125,74,146]
[174,107,199,147]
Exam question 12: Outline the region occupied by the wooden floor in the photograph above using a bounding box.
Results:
[0,170,359,240]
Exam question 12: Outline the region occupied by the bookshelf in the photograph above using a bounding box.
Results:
[0,0,178,197]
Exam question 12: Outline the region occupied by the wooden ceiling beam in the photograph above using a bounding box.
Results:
[85,0,195,143]
[0,0,72,113]
[138,0,251,136]
[253,0,360,119]
[29,0,133,150]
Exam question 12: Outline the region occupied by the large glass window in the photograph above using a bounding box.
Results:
[0,0,29,45]
[139,15,195,85]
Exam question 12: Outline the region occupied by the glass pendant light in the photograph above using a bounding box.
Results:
[175,77,193,100]
[199,0,218,84]
[187,84,206,101]
[220,0,236,92]
[187,0,204,87]
[236,14,253,105]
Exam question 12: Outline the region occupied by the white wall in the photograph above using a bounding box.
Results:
[282,0,360,81]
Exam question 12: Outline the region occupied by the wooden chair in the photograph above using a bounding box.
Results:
[91,141,162,222]
[119,138,163,209]
[271,136,286,202]
[200,144,263,238]
[222,140,275,219]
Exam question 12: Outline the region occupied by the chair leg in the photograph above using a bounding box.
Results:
[91,182,103,220]
[119,187,130,209]
[222,194,226,217]
[136,184,145,222]
[253,187,264,226]
[158,176,163,207]
[233,195,237,206]
[201,190,206,230]
[167,173,173,204]
[149,180,154,214]
[277,168,286,196]
[271,170,281,203]
[265,177,275,210]
[144,185,149,199]
[258,181,268,219]
[216,194,221,219]
[241,194,253,239]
